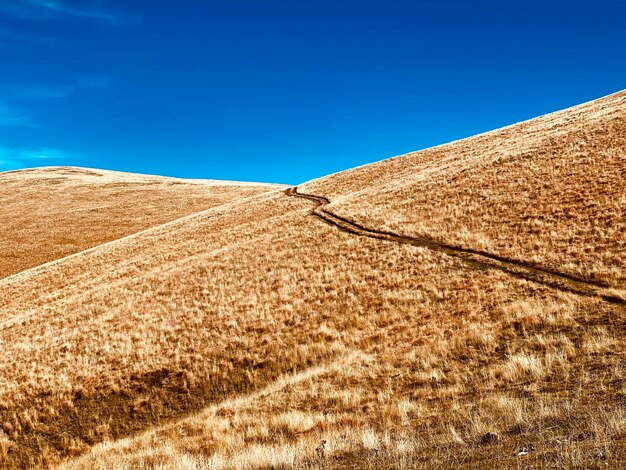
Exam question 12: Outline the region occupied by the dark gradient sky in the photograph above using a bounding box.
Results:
[0,0,624,183]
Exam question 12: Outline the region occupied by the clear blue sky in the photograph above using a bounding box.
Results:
[0,1,624,184]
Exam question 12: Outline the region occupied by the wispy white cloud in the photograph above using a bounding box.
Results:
[0,75,112,130]
[0,102,34,127]
[0,27,58,49]
[0,146,67,170]
[10,85,74,99]
[8,76,112,100]
[0,0,135,26]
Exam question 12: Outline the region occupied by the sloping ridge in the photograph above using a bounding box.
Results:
[301,89,626,291]
[0,166,285,280]
[0,188,281,286]
[286,188,624,305]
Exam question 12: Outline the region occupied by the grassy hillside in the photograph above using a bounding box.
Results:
[302,90,626,291]
[0,91,624,469]
[0,166,282,279]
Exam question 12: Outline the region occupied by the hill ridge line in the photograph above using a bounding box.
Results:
[286,187,624,305]
[299,89,625,188]
[0,166,287,187]
[0,188,285,286]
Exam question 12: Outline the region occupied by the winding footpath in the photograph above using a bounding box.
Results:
[286,187,624,305]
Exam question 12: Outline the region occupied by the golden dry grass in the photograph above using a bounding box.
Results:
[303,89,626,290]
[0,91,624,469]
[0,166,281,279]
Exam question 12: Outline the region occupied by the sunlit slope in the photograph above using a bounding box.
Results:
[0,190,622,468]
[1,91,625,469]
[302,90,626,288]
[0,166,282,279]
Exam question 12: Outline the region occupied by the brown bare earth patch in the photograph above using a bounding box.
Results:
[0,166,282,279]
[0,91,624,469]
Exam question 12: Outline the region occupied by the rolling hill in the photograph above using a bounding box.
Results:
[0,90,624,469]
[302,90,625,292]
[0,167,282,279]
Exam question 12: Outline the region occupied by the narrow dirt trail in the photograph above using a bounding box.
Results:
[57,350,369,469]
[286,187,624,305]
